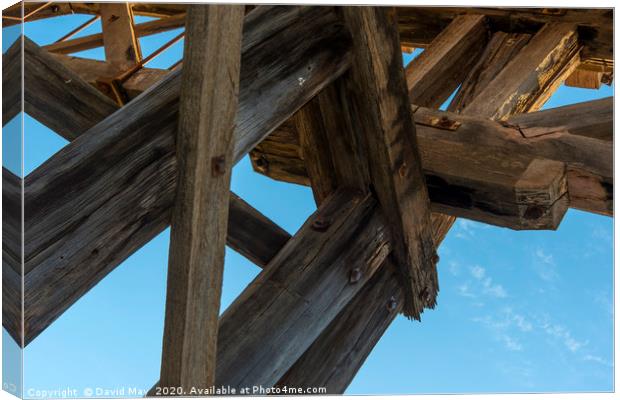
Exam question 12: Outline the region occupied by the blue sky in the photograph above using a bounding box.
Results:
[2,11,614,397]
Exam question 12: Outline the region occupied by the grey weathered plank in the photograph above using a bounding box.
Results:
[342,6,437,318]
[147,189,391,394]
[22,5,352,346]
[22,37,119,140]
[159,4,244,388]
[2,168,22,346]
[100,3,142,69]
[405,14,489,108]
[276,21,592,391]
[2,35,21,127]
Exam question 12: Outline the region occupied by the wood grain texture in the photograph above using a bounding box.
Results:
[44,14,185,55]
[49,53,168,99]
[159,5,244,389]
[565,67,604,89]
[342,6,437,318]
[396,7,612,74]
[147,189,391,394]
[2,168,22,345]
[21,5,352,345]
[405,14,489,108]
[21,37,120,140]
[463,23,581,119]
[276,19,589,391]
[100,3,141,69]
[448,31,532,113]
[2,35,21,127]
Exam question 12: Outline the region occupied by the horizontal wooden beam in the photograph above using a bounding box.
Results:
[43,13,185,55]
[249,98,611,225]
[49,53,168,99]
[21,5,351,346]
[2,2,186,26]
[397,7,612,75]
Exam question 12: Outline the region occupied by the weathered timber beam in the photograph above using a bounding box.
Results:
[7,37,120,139]
[43,13,185,56]
[2,34,21,126]
[159,5,244,389]
[565,67,611,89]
[448,31,532,113]
[49,53,168,99]
[277,23,583,392]
[100,3,142,69]
[2,2,186,27]
[405,14,489,108]
[463,23,581,119]
[21,5,351,346]
[149,189,391,393]
[341,6,437,317]
[396,7,613,74]
[506,98,613,215]
[2,168,22,346]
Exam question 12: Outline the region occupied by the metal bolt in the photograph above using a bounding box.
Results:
[211,155,226,177]
[349,268,362,284]
[312,217,330,232]
[398,161,407,178]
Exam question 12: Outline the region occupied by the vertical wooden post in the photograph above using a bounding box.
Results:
[100,3,142,69]
[159,4,245,389]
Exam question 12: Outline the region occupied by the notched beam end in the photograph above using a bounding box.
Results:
[515,158,568,230]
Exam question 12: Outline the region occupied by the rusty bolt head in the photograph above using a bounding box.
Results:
[398,162,408,178]
[349,268,362,284]
[312,218,330,232]
[211,155,226,177]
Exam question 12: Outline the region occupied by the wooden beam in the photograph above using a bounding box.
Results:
[147,189,391,394]
[2,2,186,27]
[159,4,244,389]
[21,5,351,346]
[276,21,587,391]
[396,7,613,74]
[2,168,22,346]
[18,37,119,140]
[405,14,489,108]
[43,14,185,56]
[565,68,604,89]
[448,31,532,113]
[340,6,438,318]
[2,34,21,127]
[100,3,141,69]
[48,53,168,99]
[463,23,581,119]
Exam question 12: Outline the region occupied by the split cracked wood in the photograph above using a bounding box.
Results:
[159,5,244,389]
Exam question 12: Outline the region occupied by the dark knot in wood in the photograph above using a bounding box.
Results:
[523,205,545,220]
[211,155,226,177]
[349,268,362,284]
[311,217,330,232]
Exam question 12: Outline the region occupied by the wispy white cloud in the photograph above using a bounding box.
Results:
[540,320,587,353]
[467,265,508,298]
[533,248,558,281]
[583,354,613,367]
[501,335,523,351]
